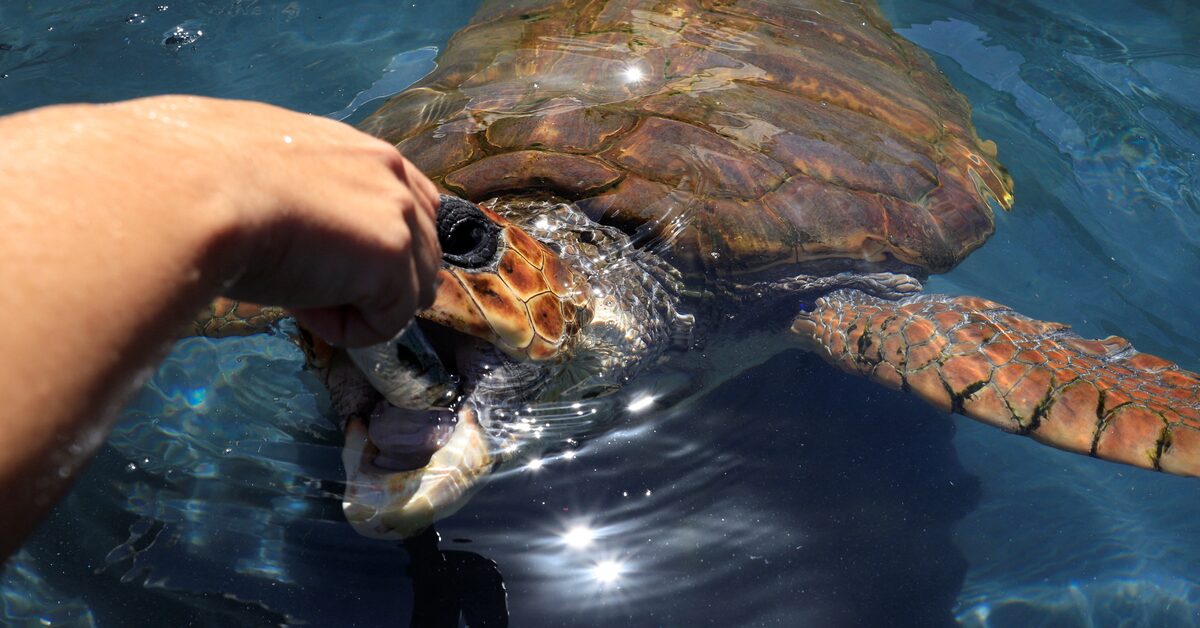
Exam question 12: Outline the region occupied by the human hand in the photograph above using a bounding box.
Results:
[105,95,443,346]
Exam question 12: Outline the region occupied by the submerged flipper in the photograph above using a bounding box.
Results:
[792,291,1200,476]
[191,297,289,337]
[191,297,338,372]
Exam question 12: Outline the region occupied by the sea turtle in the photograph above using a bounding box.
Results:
[196,0,1200,540]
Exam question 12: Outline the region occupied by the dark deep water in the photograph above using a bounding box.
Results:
[2,1,1199,626]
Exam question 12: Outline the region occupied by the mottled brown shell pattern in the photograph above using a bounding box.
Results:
[361,0,1013,280]
[419,206,591,361]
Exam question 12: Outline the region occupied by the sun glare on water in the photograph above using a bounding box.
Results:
[592,560,624,585]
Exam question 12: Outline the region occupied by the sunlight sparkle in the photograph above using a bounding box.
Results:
[592,560,624,584]
[562,525,595,548]
[626,394,655,413]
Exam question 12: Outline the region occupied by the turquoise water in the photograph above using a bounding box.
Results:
[2,1,1199,626]
[883,1,1200,624]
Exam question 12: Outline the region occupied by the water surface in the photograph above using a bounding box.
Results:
[2,1,1199,626]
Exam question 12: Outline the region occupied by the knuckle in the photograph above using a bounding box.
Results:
[391,185,416,210]
[392,226,413,252]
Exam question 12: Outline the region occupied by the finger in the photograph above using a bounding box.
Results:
[291,304,398,348]
[393,153,440,216]
[351,197,428,340]
[362,247,425,342]
[404,193,441,310]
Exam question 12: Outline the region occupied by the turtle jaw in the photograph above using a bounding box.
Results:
[340,404,506,540]
[338,321,525,540]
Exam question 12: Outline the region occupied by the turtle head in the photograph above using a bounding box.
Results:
[419,195,591,362]
[340,196,682,539]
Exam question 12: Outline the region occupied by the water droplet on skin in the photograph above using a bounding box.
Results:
[125,463,138,473]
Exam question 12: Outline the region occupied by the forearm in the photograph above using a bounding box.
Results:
[0,95,440,561]
[0,103,244,558]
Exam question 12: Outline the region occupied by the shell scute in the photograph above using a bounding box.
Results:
[601,117,786,199]
[485,104,638,154]
[444,151,623,201]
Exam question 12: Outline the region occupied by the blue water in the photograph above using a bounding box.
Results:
[3,1,1199,626]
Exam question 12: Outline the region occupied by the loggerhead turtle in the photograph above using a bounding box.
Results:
[196,0,1200,540]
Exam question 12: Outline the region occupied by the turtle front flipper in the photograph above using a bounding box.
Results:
[191,297,289,337]
[792,291,1200,476]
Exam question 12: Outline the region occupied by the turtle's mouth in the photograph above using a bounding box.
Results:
[365,404,457,472]
[340,195,592,538]
[340,320,521,539]
[359,319,508,473]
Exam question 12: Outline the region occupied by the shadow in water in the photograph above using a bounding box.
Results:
[403,527,508,627]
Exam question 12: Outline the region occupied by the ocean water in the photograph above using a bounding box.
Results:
[2,1,1198,626]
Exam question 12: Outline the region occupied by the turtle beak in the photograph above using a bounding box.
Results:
[339,320,501,540]
[340,405,499,539]
[347,322,459,410]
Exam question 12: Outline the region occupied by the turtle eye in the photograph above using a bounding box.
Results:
[437,195,500,269]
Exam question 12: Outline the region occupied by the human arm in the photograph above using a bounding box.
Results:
[0,96,441,559]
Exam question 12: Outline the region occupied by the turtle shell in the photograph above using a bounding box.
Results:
[361,0,1013,280]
